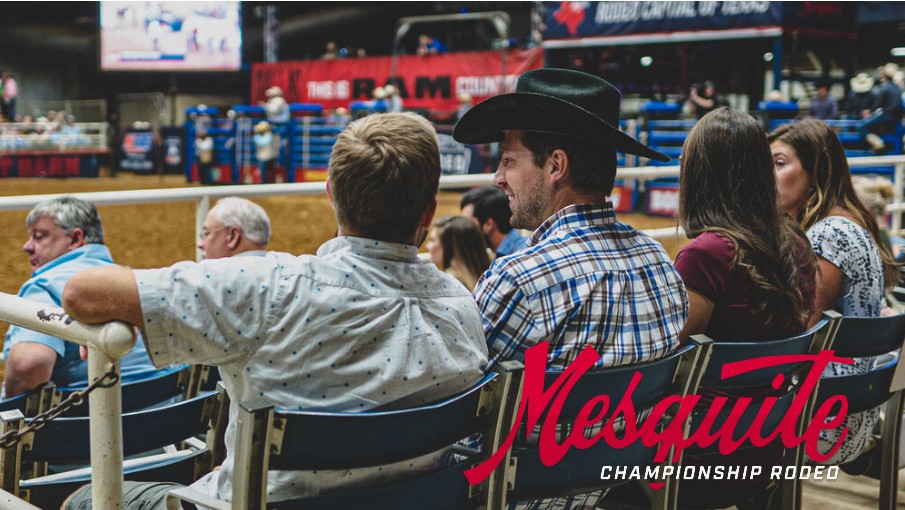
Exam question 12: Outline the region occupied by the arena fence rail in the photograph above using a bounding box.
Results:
[0,155,901,260]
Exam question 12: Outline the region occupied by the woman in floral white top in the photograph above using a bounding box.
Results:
[769,118,899,465]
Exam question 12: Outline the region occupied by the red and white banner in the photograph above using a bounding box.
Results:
[251,48,544,111]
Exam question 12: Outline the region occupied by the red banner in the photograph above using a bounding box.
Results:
[251,48,545,112]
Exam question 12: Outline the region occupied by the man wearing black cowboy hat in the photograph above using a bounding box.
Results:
[455,68,688,508]
[456,67,690,509]
[456,68,687,368]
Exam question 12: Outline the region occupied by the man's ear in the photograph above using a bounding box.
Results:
[482,217,497,235]
[325,180,334,205]
[230,226,244,249]
[548,149,569,185]
[69,228,85,249]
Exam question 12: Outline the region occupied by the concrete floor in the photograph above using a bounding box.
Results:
[802,473,905,509]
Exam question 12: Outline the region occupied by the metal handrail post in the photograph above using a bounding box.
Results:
[196,195,210,262]
[0,292,135,510]
[88,348,124,510]
[893,161,904,233]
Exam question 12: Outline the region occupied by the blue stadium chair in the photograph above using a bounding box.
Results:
[811,310,905,510]
[0,384,56,416]
[167,367,523,510]
[0,387,225,509]
[668,318,835,510]
[508,339,712,510]
[56,364,194,417]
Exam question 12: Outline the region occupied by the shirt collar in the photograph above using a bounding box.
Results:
[317,235,421,263]
[528,202,616,247]
[32,244,113,277]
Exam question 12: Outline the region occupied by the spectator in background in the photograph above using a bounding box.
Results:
[860,63,904,152]
[1,72,17,122]
[456,93,473,122]
[60,112,488,508]
[264,86,290,124]
[808,77,839,120]
[194,128,215,185]
[459,185,527,258]
[253,121,276,183]
[322,41,338,60]
[845,72,877,120]
[426,215,491,291]
[417,34,447,55]
[385,84,403,113]
[198,197,271,259]
[686,80,728,119]
[371,86,388,112]
[3,197,160,398]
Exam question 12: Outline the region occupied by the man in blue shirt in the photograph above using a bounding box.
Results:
[460,185,527,258]
[3,196,159,397]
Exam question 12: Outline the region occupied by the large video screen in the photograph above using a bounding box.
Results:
[100,1,242,71]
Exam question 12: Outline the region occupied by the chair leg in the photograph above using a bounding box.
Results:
[879,392,905,510]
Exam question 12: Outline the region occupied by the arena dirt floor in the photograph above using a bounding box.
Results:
[0,173,900,509]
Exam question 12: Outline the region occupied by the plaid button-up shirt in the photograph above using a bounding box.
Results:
[475,202,688,370]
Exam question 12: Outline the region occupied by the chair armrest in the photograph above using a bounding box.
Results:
[167,487,232,510]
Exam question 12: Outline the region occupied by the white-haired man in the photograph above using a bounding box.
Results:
[197,197,271,259]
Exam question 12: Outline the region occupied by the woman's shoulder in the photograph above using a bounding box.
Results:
[810,215,871,241]
[683,231,736,258]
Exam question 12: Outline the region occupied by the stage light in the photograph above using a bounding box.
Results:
[640,56,653,67]
[763,52,774,62]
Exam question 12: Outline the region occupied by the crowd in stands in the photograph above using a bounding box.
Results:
[0,109,94,150]
[2,67,904,509]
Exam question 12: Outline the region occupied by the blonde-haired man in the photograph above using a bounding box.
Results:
[60,113,487,508]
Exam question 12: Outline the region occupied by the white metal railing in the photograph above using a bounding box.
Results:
[0,156,902,257]
[0,292,136,510]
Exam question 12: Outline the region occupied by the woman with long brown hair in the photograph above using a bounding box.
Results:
[676,107,816,343]
[769,118,899,466]
[673,107,817,508]
[426,215,492,291]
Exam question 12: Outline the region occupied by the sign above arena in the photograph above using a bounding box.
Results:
[250,49,544,112]
[543,1,856,45]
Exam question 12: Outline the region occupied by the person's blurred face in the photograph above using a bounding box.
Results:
[771,140,811,215]
[426,227,444,268]
[197,210,231,259]
[23,216,80,271]
[817,86,828,99]
[495,131,552,230]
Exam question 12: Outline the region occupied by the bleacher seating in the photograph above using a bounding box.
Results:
[811,311,905,510]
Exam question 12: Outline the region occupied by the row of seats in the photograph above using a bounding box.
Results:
[2,311,904,510]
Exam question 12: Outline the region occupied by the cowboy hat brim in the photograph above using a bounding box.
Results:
[454,92,670,162]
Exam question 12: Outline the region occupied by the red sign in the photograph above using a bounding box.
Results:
[251,48,545,111]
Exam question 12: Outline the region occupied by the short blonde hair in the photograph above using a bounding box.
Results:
[328,112,440,243]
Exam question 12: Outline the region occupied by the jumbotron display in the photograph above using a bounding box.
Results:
[99,1,242,71]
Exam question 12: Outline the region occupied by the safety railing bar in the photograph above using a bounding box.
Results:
[0,293,134,357]
[0,291,133,510]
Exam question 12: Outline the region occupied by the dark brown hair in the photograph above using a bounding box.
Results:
[521,131,617,195]
[433,215,491,278]
[680,107,815,329]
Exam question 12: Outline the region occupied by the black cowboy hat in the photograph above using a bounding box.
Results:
[454,68,669,162]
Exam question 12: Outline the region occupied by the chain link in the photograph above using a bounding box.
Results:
[0,364,120,450]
